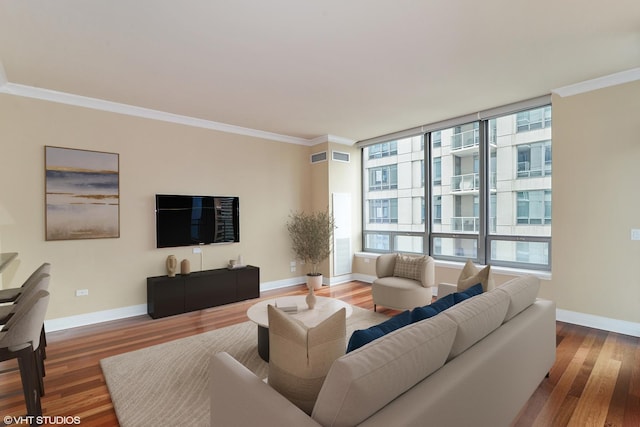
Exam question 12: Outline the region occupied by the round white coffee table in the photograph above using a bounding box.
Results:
[246,295,353,361]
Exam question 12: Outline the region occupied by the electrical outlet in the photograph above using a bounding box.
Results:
[193,247,202,254]
[75,289,89,297]
[291,266,296,272]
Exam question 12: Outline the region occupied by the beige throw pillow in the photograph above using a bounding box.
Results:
[457,259,495,292]
[393,254,426,281]
[267,305,346,414]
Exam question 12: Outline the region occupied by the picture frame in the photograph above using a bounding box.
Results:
[45,146,120,241]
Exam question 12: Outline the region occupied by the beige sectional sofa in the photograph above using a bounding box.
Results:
[210,275,556,427]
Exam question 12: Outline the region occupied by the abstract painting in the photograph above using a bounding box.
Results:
[45,146,120,240]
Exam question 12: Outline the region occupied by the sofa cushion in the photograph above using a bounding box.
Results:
[410,293,455,322]
[267,305,346,414]
[346,310,411,352]
[495,275,540,321]
[393,254,426,281]
[457,259,495,292]
[453,283,484,303]
[443,289,510,359]
[312,314,458,427]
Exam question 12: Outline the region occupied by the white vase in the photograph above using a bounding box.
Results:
[306,285,316,309]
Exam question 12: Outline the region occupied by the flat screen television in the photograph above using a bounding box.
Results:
[155,194,239,248]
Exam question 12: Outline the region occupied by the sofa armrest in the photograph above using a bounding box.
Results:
[210,352,320,426]
[437,282,457,299]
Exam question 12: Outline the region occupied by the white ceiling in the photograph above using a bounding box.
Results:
[0,0,639,143]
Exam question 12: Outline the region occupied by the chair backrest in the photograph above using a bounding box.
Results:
[20,263,51,289]
[0,290,50,352]
[375,253,397,278]
[15,274,50,305]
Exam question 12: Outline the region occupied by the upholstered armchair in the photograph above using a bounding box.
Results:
[371,253,435,311]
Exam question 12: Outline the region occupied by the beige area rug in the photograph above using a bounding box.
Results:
[100,305,388,427]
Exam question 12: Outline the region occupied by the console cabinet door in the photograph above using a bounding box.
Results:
[236,266,260,301]
[147,276,185,319]
[184,270,236,311]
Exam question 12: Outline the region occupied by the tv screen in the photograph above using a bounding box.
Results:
[155,194,239,248]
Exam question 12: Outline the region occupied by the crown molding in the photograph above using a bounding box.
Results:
[552,67,640,98]
[0,82,309,145]
[309,134,356,146]
[0,77,343,146]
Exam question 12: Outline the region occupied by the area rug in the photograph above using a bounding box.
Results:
[100,306,388,427]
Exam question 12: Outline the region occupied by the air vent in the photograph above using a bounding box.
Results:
[310,151,328,163]
[332,151,350,163]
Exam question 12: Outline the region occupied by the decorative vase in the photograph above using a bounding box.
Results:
[166,255,177,277]
[181,259,190,275]
[306,285,316,309]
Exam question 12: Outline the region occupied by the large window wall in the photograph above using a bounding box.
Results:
[362,102,552,270]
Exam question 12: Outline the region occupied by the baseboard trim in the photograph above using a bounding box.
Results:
[45,304,148,332]
[556,309,640,338]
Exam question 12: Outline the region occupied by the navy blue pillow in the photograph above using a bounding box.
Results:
[410,305,439,322]
[410,293,455,322]
[346,310,412,352]
[453,283,483,303]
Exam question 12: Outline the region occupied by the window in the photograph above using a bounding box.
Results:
[517,141,552,178]
[433,196,441,224]
[368,165,398,190]
[517,191,552,225]
[432,131,442,148]
[433,157,441,185]
[488,106,552,268]
[362,135,425,253]
[369,199,398,224]
[368,141,397,159]
[516,106,551,132]
[362,102,552,270]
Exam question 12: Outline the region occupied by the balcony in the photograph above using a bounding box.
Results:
[451,173,479,192]
[452,216,480,232]
[451,172,497,193]
[451,129,479,151]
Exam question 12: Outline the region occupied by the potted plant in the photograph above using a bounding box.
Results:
[287,209,335,291]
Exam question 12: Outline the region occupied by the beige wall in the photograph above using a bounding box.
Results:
[0,94,312,320]
[541,80,640,323]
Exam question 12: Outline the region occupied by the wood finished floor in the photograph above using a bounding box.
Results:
[0,281,638,426]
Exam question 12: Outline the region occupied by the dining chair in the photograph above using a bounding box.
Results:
[0,290,50,417]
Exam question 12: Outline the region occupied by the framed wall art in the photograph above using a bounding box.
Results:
[45,146,120,241]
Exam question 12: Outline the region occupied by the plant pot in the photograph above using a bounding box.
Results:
[307,274,323,290]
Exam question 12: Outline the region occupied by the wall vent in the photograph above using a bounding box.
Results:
[332,151,350,163]
[310,151,327,163]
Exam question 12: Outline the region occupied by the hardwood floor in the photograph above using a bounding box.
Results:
[0,281,638,426]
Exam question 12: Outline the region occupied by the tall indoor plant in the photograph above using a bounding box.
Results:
[287,209,335,290]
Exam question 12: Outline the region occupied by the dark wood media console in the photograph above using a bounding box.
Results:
[147,265,260,319]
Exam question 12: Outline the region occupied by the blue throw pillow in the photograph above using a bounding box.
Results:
[453,283,484,303]
[347,310,412,352]
[410,293,455,322]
